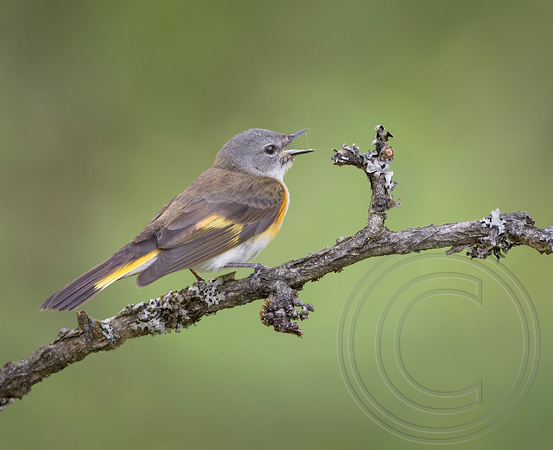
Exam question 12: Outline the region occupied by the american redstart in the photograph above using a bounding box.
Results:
[41,128,314,311]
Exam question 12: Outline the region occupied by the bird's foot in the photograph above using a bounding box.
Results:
[222,263,268,289]
[189,268,205,282]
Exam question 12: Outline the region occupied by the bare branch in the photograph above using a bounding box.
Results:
[2,125,552,410]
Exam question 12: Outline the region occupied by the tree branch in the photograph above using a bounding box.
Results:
[2,125,552,410]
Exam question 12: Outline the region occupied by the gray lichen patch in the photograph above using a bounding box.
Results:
[469,209,512,260]
[481,208,506,242]
[541,226,553,252]
[99,321,115,344]
[129,290,192,335]
[189,278,225,307]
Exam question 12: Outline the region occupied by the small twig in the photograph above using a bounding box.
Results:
[332,125,400,232]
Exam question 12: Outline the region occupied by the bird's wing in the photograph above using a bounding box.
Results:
[135,170,286,286]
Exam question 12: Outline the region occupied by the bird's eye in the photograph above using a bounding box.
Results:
[264,144,276,155]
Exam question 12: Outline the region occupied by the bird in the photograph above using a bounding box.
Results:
[40,128,314,311]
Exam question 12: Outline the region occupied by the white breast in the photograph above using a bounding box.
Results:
[195,233,275,272]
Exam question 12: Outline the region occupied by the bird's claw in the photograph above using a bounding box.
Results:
[222,262,268,290]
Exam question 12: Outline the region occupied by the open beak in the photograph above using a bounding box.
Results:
[283,128,315,156]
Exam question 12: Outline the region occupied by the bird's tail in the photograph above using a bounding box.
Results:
[40,248,160,311]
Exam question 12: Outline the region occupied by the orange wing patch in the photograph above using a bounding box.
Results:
[263,181,289,240]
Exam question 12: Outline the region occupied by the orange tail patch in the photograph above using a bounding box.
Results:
[94,249,160,290]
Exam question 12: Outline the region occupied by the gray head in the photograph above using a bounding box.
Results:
[213,128,314,180]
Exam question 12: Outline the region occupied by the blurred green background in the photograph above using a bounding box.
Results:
[2,0,553,448]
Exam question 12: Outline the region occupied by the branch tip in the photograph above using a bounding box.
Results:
[330,125,398,231]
